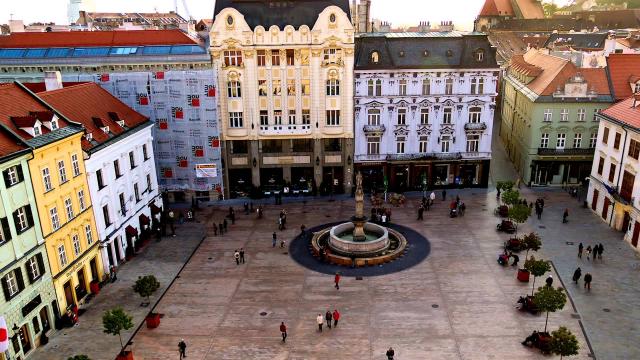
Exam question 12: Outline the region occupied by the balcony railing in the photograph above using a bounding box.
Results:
[354,154,386,162]
[259,124,312,136]
[363,124,386,135]
[464,122,487,131]
[356,152,490,162]
[537,148,595,156]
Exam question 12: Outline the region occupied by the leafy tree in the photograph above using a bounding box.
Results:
[534,286,567,333]
[522,232,542,261]
[68,356,91,360]
[524,256,551,295]
[508,204,531,237]
[543,2,559,17]
[496,181,515,192]
[502,189,520,206]
[133,275,160,305]
[550,326,580,359]
[103,307,134,354]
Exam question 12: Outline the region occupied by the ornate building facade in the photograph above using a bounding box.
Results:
[210,0,355,197]
[354,32,499,192]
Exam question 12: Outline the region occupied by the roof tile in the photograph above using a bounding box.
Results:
[0,30,197,48]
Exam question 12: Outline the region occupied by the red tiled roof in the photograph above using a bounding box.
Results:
[11,116,38,128]
[513,0,544,19]
[38,83,150,151]
[0,30,197,48]
[606,54,640,101]
[0,127,27,158]
[0,83,71,140]
[23,82,86,93]
[479,0,514,16]
[601,96,640,129]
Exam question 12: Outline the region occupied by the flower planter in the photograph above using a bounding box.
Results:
[145,313,161,329]
[116,351,134,360]
[517,268,530,282]
[90,280,100,294]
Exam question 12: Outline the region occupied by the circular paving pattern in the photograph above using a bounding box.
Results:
[289,221,430,276]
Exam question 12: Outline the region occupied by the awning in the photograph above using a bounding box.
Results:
[139,214,150,225]
[150,204,161,215]
[125,225,138,237]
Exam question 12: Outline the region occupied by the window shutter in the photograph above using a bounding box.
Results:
[36,253,45,276]
[0,217,11,242]
[26,261,35,284]
[12,210,21,235]
[1,169,9,188]
[16,165,24,182]
[1,276,10,301]
[14,268,24,292]
[25,205,34,228]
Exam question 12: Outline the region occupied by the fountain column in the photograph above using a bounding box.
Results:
[352,172,367,241]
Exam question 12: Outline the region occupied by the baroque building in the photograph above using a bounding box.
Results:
[354,32,499,192]
[210,0,355,197]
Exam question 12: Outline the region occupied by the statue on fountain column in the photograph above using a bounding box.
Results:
[355,171,364,220]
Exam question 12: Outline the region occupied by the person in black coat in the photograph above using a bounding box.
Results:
[386,347,395,360]
[572,267,582,284]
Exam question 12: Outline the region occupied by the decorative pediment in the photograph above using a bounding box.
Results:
[395,100,410,107]
[468,99,486,107]
[419,99,433,106]
[417,125,432,136]
[440,125,455,135]
[222,38,242,49]
[442,99,455,107]
[364,100,385,107]
[394,125,410,136]
[540,124,554,132]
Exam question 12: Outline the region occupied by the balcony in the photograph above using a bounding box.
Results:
[363,124,386,136]
[537,148,595,156]
[464,122,488,131]
[259,124,312,136]
[354,154,386,162]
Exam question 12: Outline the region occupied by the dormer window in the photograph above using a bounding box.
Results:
[50,118,58,130]
[474,48,485,62]
[117,120,125,127]
[85,132,93,141]
[101,126,109,134]
[371,51,379,64]
[33,125,41,136]
[329,13,336,23]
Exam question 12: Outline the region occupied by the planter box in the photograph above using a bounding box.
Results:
[90,280,100,294]
[517,269,530,282]
[116,351,134,360]
[146,313,161,329]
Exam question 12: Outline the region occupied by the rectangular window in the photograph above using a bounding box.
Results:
[85,224,93,245]
[78,190,86,211]
[614,132,622,150]
[231,141,248,154]
[398,80,407,96]
[272,80,281,96]
[146,174,152,191]
[143,144,149,161]
[323,48,341,63]
[323,138,341,152]
[119,193,126,214]
[419,136,429,153]
[375,80,382,96]
[71,154,80,177]
[257,50,266,66]
[288,111,296,125]
[367,137,380,155]
[422,79,431,95]
[301,79,311,95]
[326,110,340,126]
[540,133,549,148]
[96,169,104,189]
[287,80,296,96]
[368,80,374,96]
[420,108,429,125]
[3,165,22,187]
[572,133,582,148]
[64,198,74,220]
[597,157,604,175]
[577,108,586,122]
[134,183,140,202]
[258,80,268,96]
[556,133,566,149]
[50,207,60,230]
[113,159,121,178]
[543,109,552,122]
[286,49,295,66]
[629,139,640,160]
[271,50,280,66]
[590,132,598,148]
[397,109,407,125]
[396,137,405,154]
[229,112,244,128]
[302,110,311,125]
[227,81,241,98]
[621,170,635,202]
[326,79,340,96]
[102,205,111,226]
[368,109,380,126]
[27,256,41,281]
[14,206,30,233]
[293,139,314,152]
[470,78,478,94]
[129,151,136,169]
[609,163,617,182]
[5,271,19,297]
[0,217,11,243]
[441,136,451,153]
[72,234,81,256]
[466,134,480,152]
[274,110,282,125]
[468,107,482,123]
[58,245,67,267]
[602,127,609,144]
[223,50,242,67]
[42,167,52,191]
[58,160,67,184]
[443,108,452,124]
[560,109,569,122]
[260,111,269,126]
[445,78,453,95]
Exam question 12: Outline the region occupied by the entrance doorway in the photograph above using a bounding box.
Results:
[602,197,610,220]
[623,212,631,233]
[90,258,98,282]
[228,168,252,198]
[632,221,640,248]
[391,165,409,192]
[76,268,87,301]
[18,324,31,354]
[39,306,50,333]
[115,237,123,262]
[459,164,478,187]
[63,281,74,309]
[592,189,599,211]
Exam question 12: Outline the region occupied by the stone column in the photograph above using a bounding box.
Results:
[251,140,261,187]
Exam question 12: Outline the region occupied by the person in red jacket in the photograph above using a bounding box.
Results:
[332,309,340,328]
[279,321,287,342]
[334,272,341,290]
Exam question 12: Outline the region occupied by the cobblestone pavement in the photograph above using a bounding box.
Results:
[30,217,206,360]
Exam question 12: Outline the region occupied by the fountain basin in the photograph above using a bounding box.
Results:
[329,222,389,256]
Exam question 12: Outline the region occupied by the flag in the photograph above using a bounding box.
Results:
[0,316,8,352]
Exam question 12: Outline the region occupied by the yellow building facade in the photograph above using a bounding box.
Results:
[28,129,103,316]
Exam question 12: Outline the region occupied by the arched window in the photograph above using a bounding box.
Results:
[474,48,485,62]
[371,51,379,64]
[326,79,340,96]
[227,81,241,98]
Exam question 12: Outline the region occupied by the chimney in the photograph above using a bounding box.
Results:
[44,71,63,91]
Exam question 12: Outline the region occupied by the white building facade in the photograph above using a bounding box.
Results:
[354,32,499,191]
[210,0,355,197]
[587,96,640,251]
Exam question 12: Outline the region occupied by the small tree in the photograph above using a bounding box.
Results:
[133,275,160,306]
[502,189,520,206]
[522,232,542,261]
[534,286,567,333]
[496,181,515,192]
[508,204,531,237]
[103,307,134,354]
[68,356,91,360]
[524,256,551,295]
[550,326,579,359]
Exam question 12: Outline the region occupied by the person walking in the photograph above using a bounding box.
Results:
[334,272,341,290]
[178,339,187,359]
[386,347,395,360]
[584,273,592,290]
[442,189,447,201]
[572,267,582,284]
[280,322,287,343]
[598,243,604,260]
[545,275,553,287]
[511,253,519,267]
[218,223,224,235]
[430,191,436,205]
[586,245,592,260]
[223,218,228,232]
[332,309,340,328]
[234,249,240,265]
[280,238,286,248]
[168,210,176,237]
[325,310,333,329]
[240,248,245,264]
[272,232,277,248]
[459,202,466,216]
[316,313,324,332]
[417,205,424,220]
[578,243,584,258]
[562,208,569,223]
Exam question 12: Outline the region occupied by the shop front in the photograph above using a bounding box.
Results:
[228,168,253,198]
[290,167,314,195]
[355,164,386,193]
[322,166,344,194]
[530,159,592,186]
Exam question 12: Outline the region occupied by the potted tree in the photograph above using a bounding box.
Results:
[508,203,531,238]
[517,232,543,282]
[550,326,579,359]
[103,307,134,360]
[524,257,551,296]
[534,286,568,333]
[133,275,161,328]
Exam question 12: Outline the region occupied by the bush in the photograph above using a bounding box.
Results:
[502,189,520,206]
[550,326,579,359]
[133,275,160,305]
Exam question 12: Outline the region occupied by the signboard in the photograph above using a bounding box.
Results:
[0,316,8,352]
[196,164,218,178]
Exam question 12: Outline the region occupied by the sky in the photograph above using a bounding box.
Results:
[0,0,572,31]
